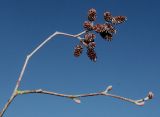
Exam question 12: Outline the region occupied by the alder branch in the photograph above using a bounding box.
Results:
[0,31,86,117]
[15,86,153,106]
[0,8,154,117]
[0,30,154,116]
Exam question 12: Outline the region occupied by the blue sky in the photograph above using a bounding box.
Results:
[0,0,159,117]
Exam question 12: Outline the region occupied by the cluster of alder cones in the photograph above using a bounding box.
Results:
[74,8,127,62]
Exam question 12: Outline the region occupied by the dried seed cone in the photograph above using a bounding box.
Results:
[84,33,96,44]
[104,24,116,34]
[87,48,97,62]
[74,45,83,57]
[88,8,96,21]
[83,21,93,31]
[100,31,113,41]
[112,16,127,24]
[93,24,106,33]
[104,12,112,22]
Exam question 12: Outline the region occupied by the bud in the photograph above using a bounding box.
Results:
[74,45,83,57]
[73,98,81,104]
[83,21,93,31]
[148,92,154,99]
[104,85,112,93]
[104,11,112,22]
[107,85,112,91]
[88,8,96,21]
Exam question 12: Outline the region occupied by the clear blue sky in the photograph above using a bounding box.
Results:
[0,0,159,117]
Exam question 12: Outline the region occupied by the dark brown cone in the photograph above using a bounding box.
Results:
[83,21,93,31]
[108,28,116,34]
[87,48,97,62]
[106,33,113,41]
[104,24,116,34]
[93,24,106,33]
[74,45,83,57]
[112,16,127,24]
[104,12,112,22]
[88,8,96,21]
[84,33,96,44]
[100,31,113,41]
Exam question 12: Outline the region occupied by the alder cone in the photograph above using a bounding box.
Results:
[100,31,113,41]
[104,12,112,22]
[88,8,96,21]
[112,16,127,24]
[104,23,116,34]
[84,33,96,44]
[87,48,97,62]
[74,45,83,57]
[93,24,106,33]
[83,21,93,31]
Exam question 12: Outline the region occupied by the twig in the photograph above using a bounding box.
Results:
[0,31,86,117]
[0,30,153,116]
[15,86,153,106]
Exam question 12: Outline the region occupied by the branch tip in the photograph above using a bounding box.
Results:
[134,91,154,106]
[147,91,154,100]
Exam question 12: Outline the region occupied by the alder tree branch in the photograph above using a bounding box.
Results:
[0,30,154,117]
[0,31,86,117]
[15,86,153,106]
[0,8,154,117]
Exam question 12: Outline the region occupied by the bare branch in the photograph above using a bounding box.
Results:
[0,29,153,116]
[0,31,86,117]
[15,86,153,106]
[0,8,154,117]
[0,94,17,116]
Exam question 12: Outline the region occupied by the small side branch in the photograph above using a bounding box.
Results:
[16,86,153,105]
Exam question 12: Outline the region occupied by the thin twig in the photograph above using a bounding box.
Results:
[0,31,86,117]
[15,86,152,106]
